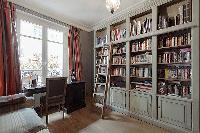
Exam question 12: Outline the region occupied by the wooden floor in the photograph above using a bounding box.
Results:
[44,98,171,133]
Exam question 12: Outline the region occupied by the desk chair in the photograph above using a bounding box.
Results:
[45,77,67,124]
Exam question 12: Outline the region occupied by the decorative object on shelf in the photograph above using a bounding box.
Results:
[158,0,192,29]
[106,0,120,14]
[96,35,108,46]
[111,28,126,41]
[130,18,152,36]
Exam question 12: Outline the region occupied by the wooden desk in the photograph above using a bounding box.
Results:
[24,81,86,114]
[24,85,46,97]
[65,81,86,113]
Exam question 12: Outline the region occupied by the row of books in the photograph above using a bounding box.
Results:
[96,56,108,65]
[96,48,109,56]
[130,67,152,78]
[158,48,191,63]
[131,53,152,64]
[131,38,152,52]
[130,18,152,36]
[96,35,108,45]
[133,81,152,93]
[112,56,126,65]
[112,45,126,55]
[158,68,191,80]
[158,0,192,29]
[158,30,191,48]
[158,81,191,98]
[111,28,126,41]
[112,68,126,76]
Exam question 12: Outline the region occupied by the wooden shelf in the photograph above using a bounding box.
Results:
[95,43,109,48]
[131,49,152,54]
[96,64,108,66]
[155,22,196,36]
[158,62,191,65]
[130,76,152,80]
[158,45,191,51]
[158,78,191,82]
[157,94,192,102]
[97,55,108,57]
[95,83,106,85]
[111,64,126,66]
[128,32,153,42]
[130,89,152,95]
[130,63,152,66]
[110,38,127,44]
[112,53,126,56]
[97,73,107,76]
[111,75,126,77]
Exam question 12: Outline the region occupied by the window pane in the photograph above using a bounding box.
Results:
[20,20,42,39]
[47,41,63,76]
[19,36,42,85]
[47,28,63,43]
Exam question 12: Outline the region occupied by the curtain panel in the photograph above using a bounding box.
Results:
[0,0,21,96]
[68,26,82,81]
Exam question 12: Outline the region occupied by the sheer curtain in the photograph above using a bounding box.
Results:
[68,26,82,81]
[0,0,21,96]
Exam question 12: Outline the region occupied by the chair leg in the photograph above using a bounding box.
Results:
[62,105,64,119]
[46,114,48,124]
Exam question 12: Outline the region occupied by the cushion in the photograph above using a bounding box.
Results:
[0,108,49,133]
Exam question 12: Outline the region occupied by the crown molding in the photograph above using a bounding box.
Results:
[92,0,173,31]
[9,0,174,32]
[8,0,93,32]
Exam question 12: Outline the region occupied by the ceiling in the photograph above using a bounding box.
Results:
[9,0,146,31]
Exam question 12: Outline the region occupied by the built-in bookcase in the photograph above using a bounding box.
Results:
[110,42,126,88]
[94,0,199,132]
[130,37,152,93]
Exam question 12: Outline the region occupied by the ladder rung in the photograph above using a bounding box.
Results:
[95,103,104,108]
[93,92,105,97]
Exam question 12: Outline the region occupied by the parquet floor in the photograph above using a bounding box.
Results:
[44,98,171,133]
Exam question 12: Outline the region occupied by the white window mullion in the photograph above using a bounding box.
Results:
[42,26,48,83]
[63,29,69,78]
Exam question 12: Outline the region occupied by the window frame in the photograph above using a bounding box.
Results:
[16,11,69,84]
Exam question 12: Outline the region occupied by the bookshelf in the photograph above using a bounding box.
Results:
[94,28,109,105]
[93,0,199,132]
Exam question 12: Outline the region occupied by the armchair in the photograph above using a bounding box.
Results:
[45,77,67,124]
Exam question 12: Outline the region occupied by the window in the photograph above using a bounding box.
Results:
[17,14,68,87]
[47,28,64,76]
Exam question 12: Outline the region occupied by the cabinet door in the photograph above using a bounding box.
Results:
[130,91,152,117]
[110,88,126,109]
[158,97,192,130]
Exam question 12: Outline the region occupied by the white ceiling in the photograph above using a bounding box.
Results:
[9,0,146,31]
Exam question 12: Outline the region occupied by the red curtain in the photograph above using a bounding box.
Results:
[0,0,21,96]
[68,26,82,80]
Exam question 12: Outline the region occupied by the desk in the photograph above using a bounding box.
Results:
[65,81,86,113]
[24,81,86,114]
[24,86,46,97]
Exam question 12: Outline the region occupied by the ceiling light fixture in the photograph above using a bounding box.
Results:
[106,0,120,14]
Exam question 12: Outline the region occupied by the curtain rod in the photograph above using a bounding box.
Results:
[14,3,71,28]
